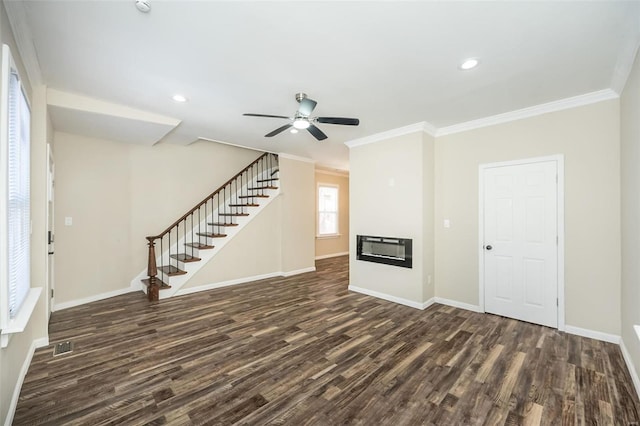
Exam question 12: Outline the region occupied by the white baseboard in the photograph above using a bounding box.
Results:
[282,266,316,277]
[53,286,139,311]
[175,267,317,297]
[620,338,640,402]
[315,252,349,260]
[423,297,436,310]
[34,337,49,348]
[5,336,49,426]
[564,325,621,344]
[176,272,283,296]
[348,285,432,310]
[434,297,483,313]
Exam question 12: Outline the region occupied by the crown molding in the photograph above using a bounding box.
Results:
[344,121,436,149]
[196,137,268,152]
[277,152,315,163]
[3,0,43,87]
[610,27,640,94]
[347,89,619,146]
[436,89,619,137]
[315,168,349,177]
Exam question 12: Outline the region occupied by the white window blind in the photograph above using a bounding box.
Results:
[0,45,30,322]
[318,184,338,236]
[4,54,30,319]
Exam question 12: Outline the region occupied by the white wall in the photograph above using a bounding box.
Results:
[621,47,640,388]
[435,99,621,335]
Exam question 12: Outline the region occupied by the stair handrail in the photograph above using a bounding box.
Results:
[146,152,275,240]
[145,151,278,301]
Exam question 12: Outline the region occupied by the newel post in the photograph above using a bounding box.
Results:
[146,237,159,302]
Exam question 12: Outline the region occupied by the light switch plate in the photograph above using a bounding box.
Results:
[64,217,72,226]
[444,219,451,228]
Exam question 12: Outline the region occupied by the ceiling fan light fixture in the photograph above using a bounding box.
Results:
[172,94,188,103]
[290,128,299,134]
[293,119,310,129]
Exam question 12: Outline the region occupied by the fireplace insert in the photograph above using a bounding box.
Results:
[356,235,413,268]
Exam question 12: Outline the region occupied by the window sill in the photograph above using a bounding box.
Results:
[316,234,342,239]
[1,287,42,348]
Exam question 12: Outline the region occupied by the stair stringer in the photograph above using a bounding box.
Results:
[129,186,281,299]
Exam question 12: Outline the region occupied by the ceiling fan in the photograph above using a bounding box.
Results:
[243,93,359,141]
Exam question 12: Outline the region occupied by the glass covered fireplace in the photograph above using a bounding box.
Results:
[356,235,413,268]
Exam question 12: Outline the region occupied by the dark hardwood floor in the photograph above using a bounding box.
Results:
[14,256,640,425]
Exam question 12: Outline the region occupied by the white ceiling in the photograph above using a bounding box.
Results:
[6,1,640,170]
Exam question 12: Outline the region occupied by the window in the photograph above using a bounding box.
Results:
[1,44,38,348]
[318,184,339,236]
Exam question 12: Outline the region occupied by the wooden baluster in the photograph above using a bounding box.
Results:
[146,237,159,301]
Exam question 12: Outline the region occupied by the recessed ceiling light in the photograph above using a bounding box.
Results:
[460,58,479,70]
[172,94,187,103]
[135,0,151,13]
[290,128,299,134]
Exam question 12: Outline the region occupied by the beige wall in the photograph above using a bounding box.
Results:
[349,132,429,304]
[54,133,262,304]
[0,3,49,425]
[54,133,134,303]
[315,170,349,259]
[54,136,316,303]
[621,48,640,383]
[422,133,435,301]
[279,157,316,273]
[185,198,282,287]
[436,99,621,334]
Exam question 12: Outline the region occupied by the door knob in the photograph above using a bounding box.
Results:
[485,245,493,251]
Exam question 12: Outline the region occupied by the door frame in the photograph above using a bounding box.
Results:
[478,154,565,331]
[46,143,55,316]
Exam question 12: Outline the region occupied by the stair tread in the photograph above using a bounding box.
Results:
[257,178,279,183]
[141,277,171,289]
[228,203,259,207]
[208,222,239,227]
[247,186,278,190]
[184,242,215,249]
[196,232,227,238]
[158,265,187,276]
[239,195,269,198]
[218,213,250,217]
[169,253,201,262]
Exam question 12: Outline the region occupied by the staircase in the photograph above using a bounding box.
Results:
[142,152,279,301]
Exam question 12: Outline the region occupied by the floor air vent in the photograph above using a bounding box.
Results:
[53,341,73,356]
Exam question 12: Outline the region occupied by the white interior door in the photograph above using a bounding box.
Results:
[482,159,558,328]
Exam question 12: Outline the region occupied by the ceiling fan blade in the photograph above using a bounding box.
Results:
[244,113,290,119]
[265,123,293,137]
[297,98,317,116]
[316,117,360,126]
[307,124,328,141]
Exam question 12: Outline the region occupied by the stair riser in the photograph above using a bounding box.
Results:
[198,235,226,246]
[182,247,204,258]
